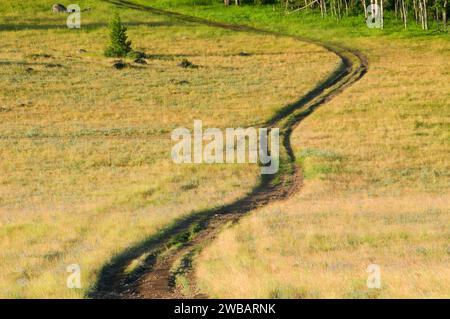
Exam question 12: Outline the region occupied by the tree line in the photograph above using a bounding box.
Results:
[223,0,448,30]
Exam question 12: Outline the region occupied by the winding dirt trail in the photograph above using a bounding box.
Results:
[92,0,368,299]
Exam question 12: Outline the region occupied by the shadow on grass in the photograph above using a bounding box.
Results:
[0,20,190,31]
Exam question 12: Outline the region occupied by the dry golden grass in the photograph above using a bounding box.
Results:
[0,1,338,297]
[196,37,450,298]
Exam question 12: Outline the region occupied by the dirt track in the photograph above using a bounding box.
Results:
[91,0,369,299]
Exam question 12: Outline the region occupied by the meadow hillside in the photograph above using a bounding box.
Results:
[0,0,339,297]
[152,2,450,298]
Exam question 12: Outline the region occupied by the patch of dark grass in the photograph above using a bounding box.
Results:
[112,60,128,69]
[45,63,63,68]
[134,57,147,64]
[178,58,198,69]
[168,219,207,249]
[169,79,190,85]
[28,53,52,59]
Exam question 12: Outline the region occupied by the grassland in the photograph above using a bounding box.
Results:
[128,1,450,298]
[0,0,340,298]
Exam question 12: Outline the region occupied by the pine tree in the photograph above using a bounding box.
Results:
[104,14,132,58]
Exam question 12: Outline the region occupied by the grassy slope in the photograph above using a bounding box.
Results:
[132,1,450,298]
[0,0,338,297]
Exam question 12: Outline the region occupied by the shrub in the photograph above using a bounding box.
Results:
[104,14,132,58]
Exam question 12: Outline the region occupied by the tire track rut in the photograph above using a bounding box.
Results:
[91,0,368,299]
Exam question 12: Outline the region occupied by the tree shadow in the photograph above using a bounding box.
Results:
[0,61,63,68]
[0,20,189,32]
